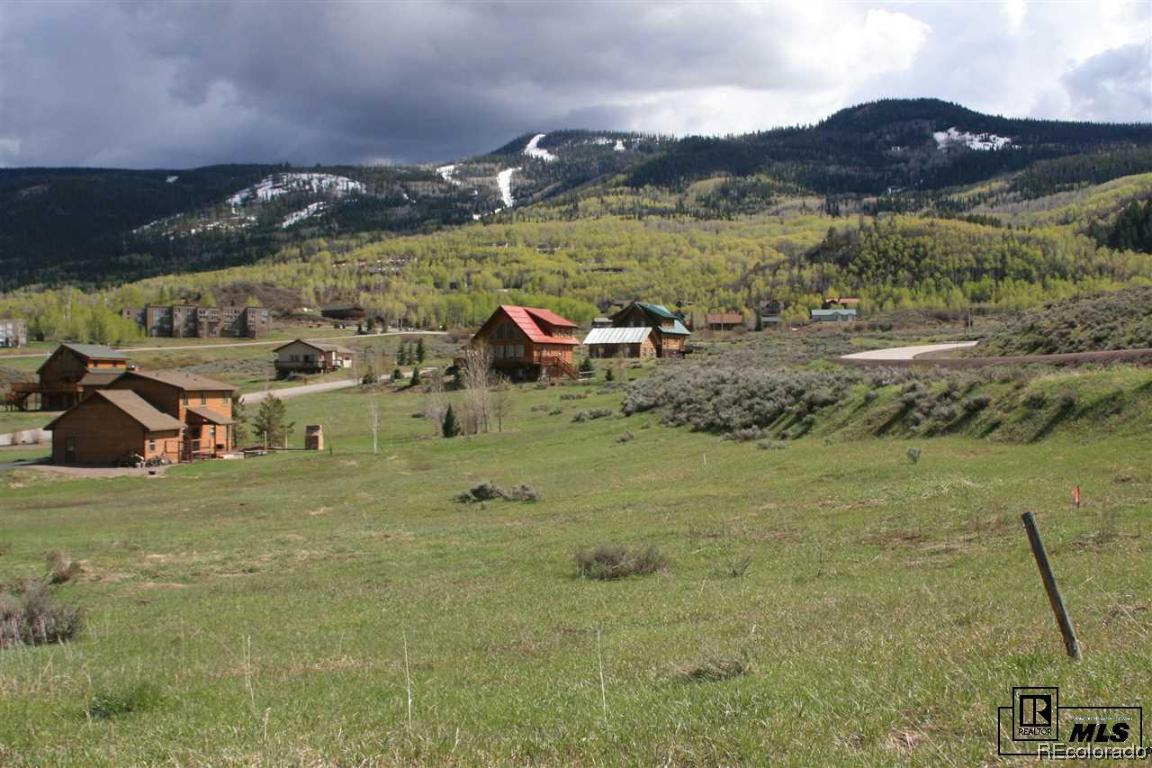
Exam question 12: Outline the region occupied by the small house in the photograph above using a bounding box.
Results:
[822,297,861,310]
[12,343,129,411]
[321,303,367,322]
[610,302,691,357]
[471,305,580,380]
[0,318,27,348]
[704,312,745,332]
[45,390,184,465]
[582,327,656,359]
[273,339,355,377]
[810,308,858,322]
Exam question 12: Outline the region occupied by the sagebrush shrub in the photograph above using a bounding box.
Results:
[0,579,83,649]
[575,545,666,580]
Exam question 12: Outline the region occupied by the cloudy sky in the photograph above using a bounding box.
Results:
[1,1,1149,168]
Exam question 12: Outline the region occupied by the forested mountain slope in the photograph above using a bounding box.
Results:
[2,98,1150,291]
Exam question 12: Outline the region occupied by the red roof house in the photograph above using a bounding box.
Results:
[471,305,579,380]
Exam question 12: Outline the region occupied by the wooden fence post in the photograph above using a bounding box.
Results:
[1021,511,1081,660]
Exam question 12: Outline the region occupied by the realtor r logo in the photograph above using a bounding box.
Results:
[1017,688,1057,739]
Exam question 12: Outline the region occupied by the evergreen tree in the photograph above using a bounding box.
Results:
[252,395,295,449]
[408,366,422,388]
[579,358,594,376]
[441,404,460,438]
[416,337,426,363]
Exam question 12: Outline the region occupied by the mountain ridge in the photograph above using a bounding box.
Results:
[2,98,1151,290]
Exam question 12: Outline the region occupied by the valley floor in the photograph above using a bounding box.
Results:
[0,376,1149,766]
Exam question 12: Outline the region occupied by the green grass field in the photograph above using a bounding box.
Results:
[1,368,1150,766]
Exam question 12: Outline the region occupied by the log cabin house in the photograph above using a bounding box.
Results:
[108,370,237,460]
[609,302,691,357]
[582,326,656,359]
[472,305,580,380]
[45,390,184,465]
[273,339,355,377]
[9,343,129,411]
[704,312,745,332]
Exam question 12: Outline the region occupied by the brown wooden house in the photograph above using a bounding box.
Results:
[472,305,580,380]
[610,302,691,357]
[45,390,184,465]
[704,312,745,332]
[108,370,237,459]
[10,343,129,411]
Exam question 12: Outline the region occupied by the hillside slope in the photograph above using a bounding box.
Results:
[3,99,1151,291]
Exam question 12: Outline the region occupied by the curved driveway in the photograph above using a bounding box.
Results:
[840,341,979,362]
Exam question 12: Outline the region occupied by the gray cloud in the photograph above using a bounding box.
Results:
[0,1,1148,168]
[1062,42,1152,123]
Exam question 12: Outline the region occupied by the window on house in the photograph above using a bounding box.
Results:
[200,392,207,405]
[148,439,156,452]
[182,393,189,406]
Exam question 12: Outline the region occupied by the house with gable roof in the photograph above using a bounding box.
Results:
[471,305,580,380]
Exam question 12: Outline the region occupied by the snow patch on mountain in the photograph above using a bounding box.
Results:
[437,164,461,185]
[523,134,557,162]
[932,127,1012,151]
[227,173,366,206]
[166,175,179,184]
[614,140,626,152]
[281,202,328,229]
[497,168,521,207]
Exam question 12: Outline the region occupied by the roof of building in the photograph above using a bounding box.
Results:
[59,343,128,361]
[811,308,858,318]
[583,327,653,345]
[495,305,580,345]
[116,369,237,392]
[185,405,235,425]
[635,302,678,320]
[273,339,355,355]
[522,306,578,328]
[705,313,745,325]
[46,390,185,433]
[613,302,692,335]
[79,370,123,388]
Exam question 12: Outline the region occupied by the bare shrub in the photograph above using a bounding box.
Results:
[616,431,636,443]
[906,447,922,464]
[46,551,82,584]
[455,481,539,503]
[0,579,83,649]
[575,545,666,580]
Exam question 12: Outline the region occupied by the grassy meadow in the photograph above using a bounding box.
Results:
[1,358,1150,766]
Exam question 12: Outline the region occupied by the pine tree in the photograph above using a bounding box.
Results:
[579,358,594,376]
[408,367,422,388]
[397,344,409,366]
[441,404,460,438]
[252,395,295,449]
[416,337,426,363]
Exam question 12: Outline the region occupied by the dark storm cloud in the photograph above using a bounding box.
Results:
[0,1,1148,168]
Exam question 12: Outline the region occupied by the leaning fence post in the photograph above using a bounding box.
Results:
[1021,511,1081,660]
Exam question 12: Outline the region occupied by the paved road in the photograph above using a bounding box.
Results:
[840,341,979,361]
[0,330,447,360]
